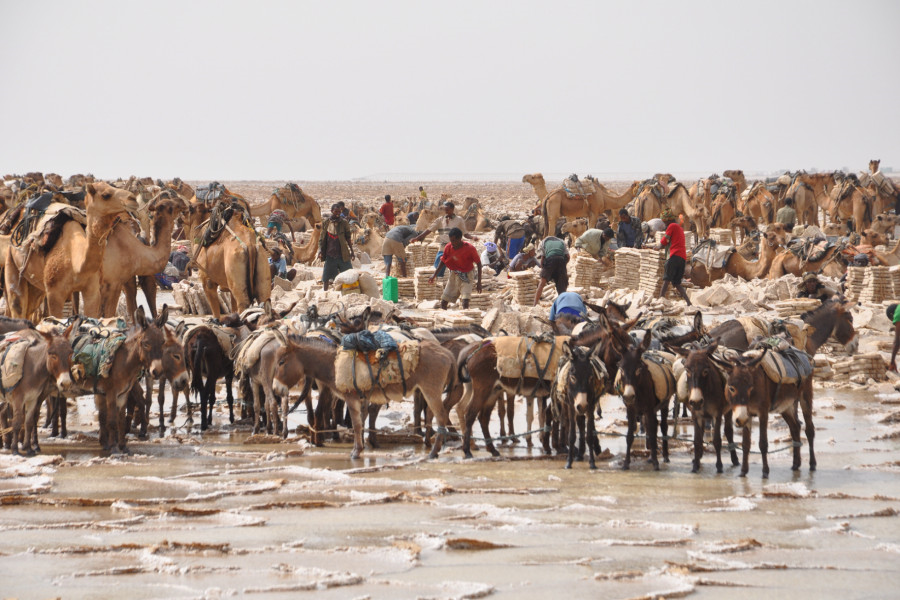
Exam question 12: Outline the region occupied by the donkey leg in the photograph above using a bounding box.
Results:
[540,398,552,455]
[623,407,636,470]
[524,397,534,448]
[347,398,365,460]
[24,399,39,456]
[505,394,518,444]
[800,391,816,471]
[782,409,803,472]
[158,380,168,437]
[497,392,508,439]
[58,397,68,439]
[478,391,500,457]
[660,404,670,463]
[725,412,740,466]
[413,390,424,437]
[462,397,480,459]
[712,414,724,474]
[647,410,660,470]
[576,414,586,461]
[225,373,235,424]
[758,414,770,479]
[565,408,577,469]
[587,404,599,470]
[366,404,380,449]
[739,426,751,477]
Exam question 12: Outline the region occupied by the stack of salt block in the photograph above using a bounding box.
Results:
[396,277,416,299]
[890,265,900,297]
[509,270,539,305]
[406,242,427,269]
[639,248,666,296]
[844,266,866,302]
[613,248,642,290]
[858,266,893,304]
[425,243,441,267]
[773,298,821,318]
[573,255,601,288]
[833,353,886,382]
[709,228,733,245]
[466,293,492,310]
[653,230,696,249]
[414,267,443,301]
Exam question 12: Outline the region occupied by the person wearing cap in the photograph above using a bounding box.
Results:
[410,201,475,270]
[533,235,570,305]
[480,241,507,275]
[776,197,797,230]
[266,208,289,238]
[428,227,483,309]
[319,203,355,291]
[379,194,395,226]
[650,208,692,305]
[509,243,538,272]
[888,303,900,371]
[382,224,418,277]
[797,272,835,301]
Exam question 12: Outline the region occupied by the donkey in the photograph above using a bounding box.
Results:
[668,341,740,473]
[272,336,457,459]
[555,340,608,469]
[0,326,76,455]
[133,328,188,438]
[617,332,671,471]
[712,348,809,478]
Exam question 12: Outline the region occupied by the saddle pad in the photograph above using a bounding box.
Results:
[643,350,676,402]
[334,341,421,399]
[181,322,237,355]
[493,335,569,382]
[691,243,735,269]
[72,331,126,380]
[745,347,813,385]
[0,336,32,394]
[232,328,280,375]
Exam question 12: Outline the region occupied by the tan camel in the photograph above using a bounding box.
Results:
[186,203,271,320]
[560,218,588,246]
[292,223,322,264]
[666,183,710,240]
[414,207,441,232]
[45,173,64,188]
[768,244,840,279]
[542,180,638,240]
[632,180,665,223]
[164,178,195,204]
[785,173,834,227]
[98,192,185,318]
[4,182,132,319]
[691,230,785,287]
[870,212,900,238]
[522,173,549,203]
[860,229,888,248]
[828,177,874,232]
[723,170,747,197]
[353,227,385,259]
[862,159,899,215]
[247,183,323,228]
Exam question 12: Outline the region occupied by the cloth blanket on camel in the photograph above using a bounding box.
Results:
[334,329,420,402]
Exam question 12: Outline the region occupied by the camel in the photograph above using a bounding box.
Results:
[353,227,385,259]
[690,230,785,287]
[247,183,322,230]
[666,183,710,240]
[414,207,442,232]
[5,182,132,319]
[542,180,638,240]
[560,218,588,246]
[828,176,874,233]
[164,177,195,204]
[292,222,322,264]
[45,173,64,188]
[768,244,841,279]
[739,182,776,226]
[98,192,185,318]
[785,172,834,227]
[723,170,747,197]
[632,180,665,223]
[870,212,900,239]
[522,173,549,204]
[186,202,271,320]
[863,159,899,215]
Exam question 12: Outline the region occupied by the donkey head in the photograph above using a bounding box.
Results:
[273,336,307,398]
[561,341,607,415]
[134,306,167,379]
[713,348,767,428]
[672,340,719,411]
[43,324,76,396]
[617,331,652,406]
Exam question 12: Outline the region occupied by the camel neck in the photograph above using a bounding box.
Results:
[86,212,124,271]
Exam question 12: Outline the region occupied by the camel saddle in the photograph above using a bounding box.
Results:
[691,239,735,269]
[275,183,306,210]
[787,237,831,262]
[195,182,228,204]
[199,200,251,248]
[562,174,595,199]
[8,201,86,249]
[636,179,665,200]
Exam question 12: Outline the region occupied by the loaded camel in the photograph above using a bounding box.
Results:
[828,174,875,233]
[4,182,132,320]
[247,183,322,232]
[690,230,785,287]
[542,179,637,240]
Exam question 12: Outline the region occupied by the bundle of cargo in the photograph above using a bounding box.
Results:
[773,298,821,318]
[406,242,427,269]
[509,270,539,305]
[613,248,642,290]
[414,267,444,301]
[573,254,601,288]
[425,242,442,266]
[466,293,492,310]
[709,228,734,245]
[639,248,666,296]
[833,353,886,382]
[858,266,893,304]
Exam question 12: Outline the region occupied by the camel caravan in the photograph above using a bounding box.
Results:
[0,165,896,482]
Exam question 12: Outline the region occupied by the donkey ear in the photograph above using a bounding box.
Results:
[156,304,169,328]
[693,311,704,332]
[742,347,768,368]
[639,330,652,350]
[667,343,689,357]
[561,340,575,362]
[705,340,719,355]
[134,306,149,329]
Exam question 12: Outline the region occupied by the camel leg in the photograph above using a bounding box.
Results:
[139,275,158,321]
[201,278,222,320]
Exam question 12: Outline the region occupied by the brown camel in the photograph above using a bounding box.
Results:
[5,182,132,319]
[560,218,588,246]
[739,182,776,225]
[722,170,747,197]
[186,202,271,320]
[292,223,322,264]
[247,183,322,229]
[539,178,637,239]
[690,230,785,287]
[164,177,195,204]
[863,159,899,215]
[98,192,185,318]
[632,180,666,223]
[768,244,840,279]
[829,177,874,233]
[785,173,834,227]
[666,183,710,240]
[353,227,385,259]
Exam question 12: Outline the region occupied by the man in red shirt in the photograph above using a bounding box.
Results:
[379,194,395,226]
[652,208,692,305]
[428,227,482,309]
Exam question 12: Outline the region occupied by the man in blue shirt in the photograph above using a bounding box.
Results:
[549,291,587,323]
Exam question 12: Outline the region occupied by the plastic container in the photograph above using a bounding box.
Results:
[382,276,399,302]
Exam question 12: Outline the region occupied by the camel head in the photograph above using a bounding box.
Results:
[522,173,544,185]
[84,181,133,218]
[148,191,186,221]
[766,222,791,245]
[870,159,880,174]
[723,169,745,183]
[861,229,888,248]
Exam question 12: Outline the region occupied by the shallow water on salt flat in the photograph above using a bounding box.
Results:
[1,387,899,599]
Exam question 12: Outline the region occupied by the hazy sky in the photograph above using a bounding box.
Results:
[2,0,898,180]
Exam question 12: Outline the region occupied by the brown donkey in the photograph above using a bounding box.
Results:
[272,336,456,459]
[0,326,77,455]
[712,348,809,478]
[669,341,740,474]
